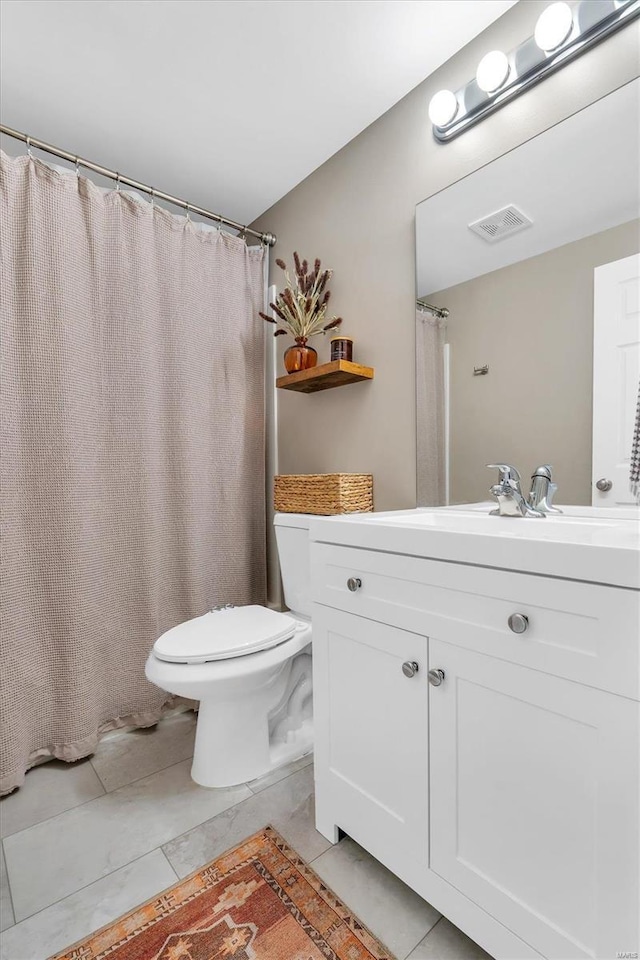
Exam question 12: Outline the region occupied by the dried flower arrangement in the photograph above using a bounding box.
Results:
[259,253,342,343]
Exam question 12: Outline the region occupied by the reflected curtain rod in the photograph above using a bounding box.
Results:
[416,299,449,320]
[0,124,277,247]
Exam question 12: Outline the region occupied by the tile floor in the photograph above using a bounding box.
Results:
[0,712,492,960]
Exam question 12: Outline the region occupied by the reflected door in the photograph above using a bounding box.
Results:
[592,253,640,505]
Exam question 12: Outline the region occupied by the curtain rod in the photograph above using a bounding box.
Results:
[0,124,277,247]
[416,299,449,319]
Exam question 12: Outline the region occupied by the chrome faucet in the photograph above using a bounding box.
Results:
[487,464,544,517]
[487,463,563,517]
[487,463,564,518]
[528,465,562,514]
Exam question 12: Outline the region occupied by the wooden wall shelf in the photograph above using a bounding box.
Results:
[276,359,375,394]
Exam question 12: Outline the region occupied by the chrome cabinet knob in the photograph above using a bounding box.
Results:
[595,478,613,492]
[508,613,529,634]
[402,661,419,678]
[428,668,445,686]
[347,577,362,592]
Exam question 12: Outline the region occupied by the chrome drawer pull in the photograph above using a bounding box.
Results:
[428,668,445,686]
[402,661,419,678]
[508,613,529,634]
[347,577,362,592]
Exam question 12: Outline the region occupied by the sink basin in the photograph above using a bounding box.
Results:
[364,510,619,532]
[309,503,640,589]
[444,501,640,521]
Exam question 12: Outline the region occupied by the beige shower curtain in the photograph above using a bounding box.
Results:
[416,310,446,506]
[0,152,266,794]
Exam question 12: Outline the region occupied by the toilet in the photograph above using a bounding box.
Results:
[144,513,313,788]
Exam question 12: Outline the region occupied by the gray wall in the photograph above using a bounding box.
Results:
[252,2,640,512]
[436,219,639,506]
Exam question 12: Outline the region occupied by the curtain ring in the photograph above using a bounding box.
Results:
[115,172,121,192]
[150,187,155,208]
[217,214,223,233]
[26,136,33,159]
[185,202,191,223]
[74,156,81,179]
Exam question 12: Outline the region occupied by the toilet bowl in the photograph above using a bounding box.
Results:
[144,513,313,788]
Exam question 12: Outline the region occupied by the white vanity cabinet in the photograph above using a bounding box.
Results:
[313,604,429,892]
[311,535,640,960]
[429,639,639,960]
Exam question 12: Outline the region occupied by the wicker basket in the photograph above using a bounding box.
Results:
[274,473,373,516]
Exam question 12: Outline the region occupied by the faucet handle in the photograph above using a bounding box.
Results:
[528,464,563,514]
[487,464,522,490]
[542,479,563,514]
[531,464,552,480]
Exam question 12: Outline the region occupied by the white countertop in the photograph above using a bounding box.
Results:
[309,503,640,589]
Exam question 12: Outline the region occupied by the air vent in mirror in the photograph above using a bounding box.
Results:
[468,204,533,243]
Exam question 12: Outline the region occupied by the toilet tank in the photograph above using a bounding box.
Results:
[273,513,311,619]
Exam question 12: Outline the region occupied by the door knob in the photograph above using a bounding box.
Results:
[508,613,529,634]
[595,478,612,492]
[402,661,419,678]
[347,577,362,592]
[428,668,445,686]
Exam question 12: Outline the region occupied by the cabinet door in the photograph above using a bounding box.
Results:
[429,638,639,960]
[313,604,429,888]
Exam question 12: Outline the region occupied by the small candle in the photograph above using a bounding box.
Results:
[330,337,353,362]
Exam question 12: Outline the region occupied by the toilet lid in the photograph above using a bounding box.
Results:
[152,605,297,664]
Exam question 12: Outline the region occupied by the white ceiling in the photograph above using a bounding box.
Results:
[416,79,640,296]
[0,0,515,227]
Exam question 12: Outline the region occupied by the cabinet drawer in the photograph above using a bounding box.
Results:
[311,543,640,699]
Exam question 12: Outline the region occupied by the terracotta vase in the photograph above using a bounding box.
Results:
[284,338,318,374]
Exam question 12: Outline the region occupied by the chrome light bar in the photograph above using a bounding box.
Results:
[430,0,640,143]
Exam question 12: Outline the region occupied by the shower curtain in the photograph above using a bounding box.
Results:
[416,310,446,506]
[0,152,266,794]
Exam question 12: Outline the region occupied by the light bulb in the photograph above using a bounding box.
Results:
[476,50,510,93]
[428,89,458,127]
[535,2,573,51]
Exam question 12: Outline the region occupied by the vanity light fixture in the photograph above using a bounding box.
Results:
[476,50,510,93]
[428,89,459,127]
[534,2,574,51]
[428,0,640,142]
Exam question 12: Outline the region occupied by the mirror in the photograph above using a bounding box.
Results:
[415,79,640,508]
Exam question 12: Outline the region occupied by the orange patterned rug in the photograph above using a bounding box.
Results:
[50,826,395,960]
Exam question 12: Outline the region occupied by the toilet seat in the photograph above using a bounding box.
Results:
[152,605,297,664]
